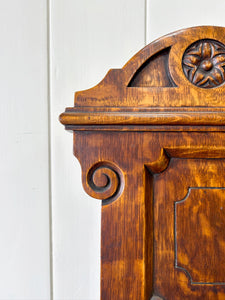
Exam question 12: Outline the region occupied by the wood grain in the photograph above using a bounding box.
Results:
[176,188,225,284]
[60,26,225,299]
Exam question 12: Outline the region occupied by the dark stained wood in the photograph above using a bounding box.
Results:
[60,26,225,299]
[182,39,225,88]
[128,47,176,87]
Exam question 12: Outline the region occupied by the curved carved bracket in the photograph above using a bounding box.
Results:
[83,161,124,205]
[147,148,170,174]
[147,146,225,175]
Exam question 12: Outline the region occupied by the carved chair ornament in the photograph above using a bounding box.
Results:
[60,26,225,300]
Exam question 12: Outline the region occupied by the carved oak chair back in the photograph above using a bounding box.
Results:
[60,26,225,300]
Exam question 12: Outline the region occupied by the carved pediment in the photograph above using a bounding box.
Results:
[60,26,225,130]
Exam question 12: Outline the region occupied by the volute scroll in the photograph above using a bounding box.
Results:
[82,161,125,205]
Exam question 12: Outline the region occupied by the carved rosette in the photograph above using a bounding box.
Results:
[182,39,225,88]
[86,162,124,205]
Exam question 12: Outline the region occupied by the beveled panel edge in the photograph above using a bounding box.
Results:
[174,187,225,285]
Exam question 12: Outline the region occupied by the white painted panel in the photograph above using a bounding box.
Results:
[0,1,50,299]
[50,0,145,299]
[147,0,225,42]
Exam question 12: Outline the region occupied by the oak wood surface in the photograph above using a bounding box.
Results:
[60,26,225,299]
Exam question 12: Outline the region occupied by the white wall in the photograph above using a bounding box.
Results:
[50,1,145,299]
[0,0,51,299]
[147,0,225,42]
[1,0,225,299]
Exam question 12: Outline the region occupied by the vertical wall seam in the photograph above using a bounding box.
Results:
[46,0,54,298]
[145,0,148,45]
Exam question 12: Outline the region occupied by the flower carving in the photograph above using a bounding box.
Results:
[182,40,225,88]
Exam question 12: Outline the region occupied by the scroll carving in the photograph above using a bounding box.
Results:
[86,162,124,205]
[182,39,225,88]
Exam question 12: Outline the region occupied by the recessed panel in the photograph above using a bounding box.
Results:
[175,188,225,284]
[154,158,225,299]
